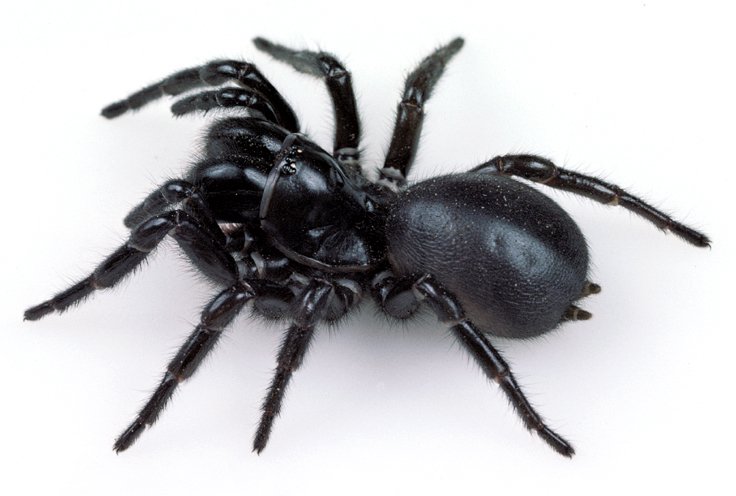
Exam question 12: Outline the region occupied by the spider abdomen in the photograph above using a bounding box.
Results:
[385,173,589,338]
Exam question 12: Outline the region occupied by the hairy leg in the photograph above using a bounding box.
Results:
[253,279,332,453]
[472,154,710,247]
[114,282,257,452]
[254,37,361,170]
[24,209,238,321]
[373,271,574,457]
[101,59,299,131]
[379,38,464,189]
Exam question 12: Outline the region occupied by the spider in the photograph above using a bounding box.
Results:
[25,37,709,457]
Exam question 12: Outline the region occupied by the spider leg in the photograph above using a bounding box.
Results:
[101,60,299,131]
[379,38,464,189]
[370,270,421,319]
[169,88,280,124]
[123,179,223,241]
[24,209,238,321]
[415,275,575,457]
[113,282,258,452]
[253,279,332,453]
[471,154,710,247]
[253,37,361,170]
[376,272,574,457]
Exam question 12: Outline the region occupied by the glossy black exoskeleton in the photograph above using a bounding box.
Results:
[25,37,709,457]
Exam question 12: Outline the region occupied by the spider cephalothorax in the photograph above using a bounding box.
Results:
[25,37,709,457]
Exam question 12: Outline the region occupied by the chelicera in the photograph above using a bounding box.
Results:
[25,37,709,456]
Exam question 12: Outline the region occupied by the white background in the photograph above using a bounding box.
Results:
[1,1,734,494]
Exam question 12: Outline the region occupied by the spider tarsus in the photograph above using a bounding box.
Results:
[252,432,268,455]
[113,419,145,453]
[697,237,712,248]
[23,302,53,321]
[252,36,322,77]
[101,101,129,119]
[677,225,711,248]
[253,407,281,454]
[24,277,96,321]
[538,428,575,458]
[252,36,272,52]
[446,36,465,52]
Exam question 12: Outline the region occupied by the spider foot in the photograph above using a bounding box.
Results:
[252,426,270,455]
[538,426,575,458]
[24,301,54,321]
[24,277,97,321]
[113,419,146,453]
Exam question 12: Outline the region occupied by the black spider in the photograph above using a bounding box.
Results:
[25,37,709,457]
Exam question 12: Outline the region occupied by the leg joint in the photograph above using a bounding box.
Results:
[496,155,559,183]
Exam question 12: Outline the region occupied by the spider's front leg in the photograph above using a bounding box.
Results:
[101,59,299,131]
[24,202,237,321]
[372,272,575,457]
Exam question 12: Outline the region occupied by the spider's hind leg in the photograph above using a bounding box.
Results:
[413,274,575,458]
[372,270,575,456]
[472,155,710,247]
